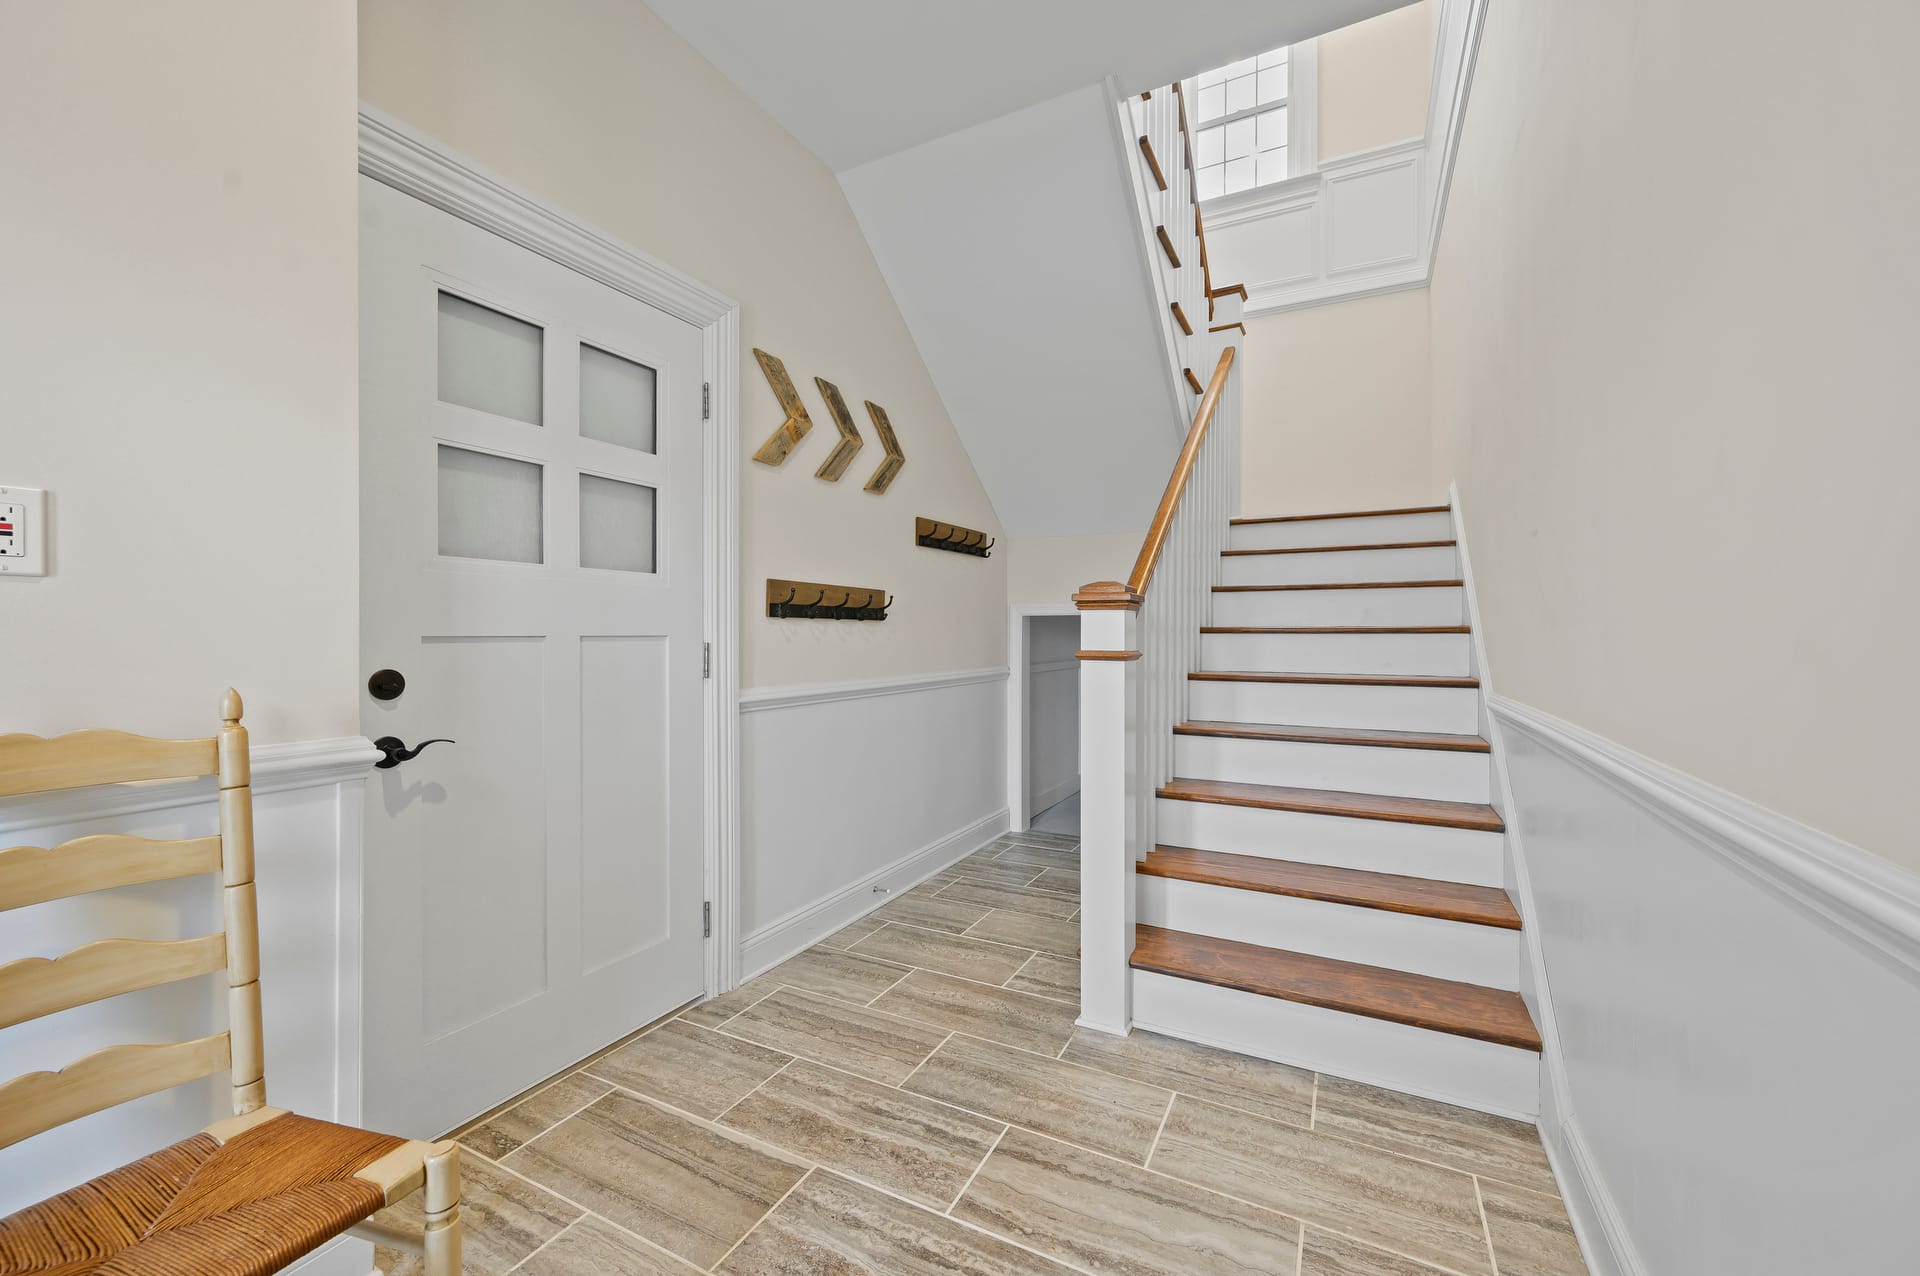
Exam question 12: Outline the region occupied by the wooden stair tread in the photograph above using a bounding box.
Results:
[1232,505,1450,526]
[1223,540,1456,557]
[1190,671,1480,688]
[1201,625,1470,635]
[1139,846,1519,928]
[1174,720,1490,752]
[1213,580,1463,593]
[1158,778,1505,832]
[1131,925,1541,1051]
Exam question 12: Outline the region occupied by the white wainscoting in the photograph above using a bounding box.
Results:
[1205,138,1427,315]
[0,739,378,1276]
[1490,698,1920,1276]
[738,668,1008,977]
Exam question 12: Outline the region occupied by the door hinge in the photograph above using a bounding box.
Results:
[702,382,711,420]
[703,641,711,679]
[703,901,712,938]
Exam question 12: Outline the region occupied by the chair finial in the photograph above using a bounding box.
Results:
[221,688,244,724]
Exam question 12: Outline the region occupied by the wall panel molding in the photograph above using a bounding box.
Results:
[739,666,1009,713]
[1491,697,1920,983]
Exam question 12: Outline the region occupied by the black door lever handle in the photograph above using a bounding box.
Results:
[372,736,455,769]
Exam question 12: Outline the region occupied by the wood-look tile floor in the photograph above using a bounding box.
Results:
[374,830,1588,1276]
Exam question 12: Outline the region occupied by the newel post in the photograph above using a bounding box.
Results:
[1074,581,1143,1036]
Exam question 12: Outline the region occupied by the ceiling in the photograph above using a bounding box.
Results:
[644,0,1417,171]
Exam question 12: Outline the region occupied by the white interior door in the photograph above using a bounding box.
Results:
[358,176,706,1137]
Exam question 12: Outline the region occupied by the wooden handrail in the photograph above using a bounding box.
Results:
[1074,345,1236,611]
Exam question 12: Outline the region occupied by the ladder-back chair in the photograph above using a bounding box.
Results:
[0,691,463,1275]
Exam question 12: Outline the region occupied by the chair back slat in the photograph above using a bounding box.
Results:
[0,835,224,912]
[0,730,218,798]
[0,934,229,1030]
[0,1033,232,1150]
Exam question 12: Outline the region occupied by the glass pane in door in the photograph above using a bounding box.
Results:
[437,292,543,425]
[579,473,656,573]
[438,445,543,563]
[579,343,658,453]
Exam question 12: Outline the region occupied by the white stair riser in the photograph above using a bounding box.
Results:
[1132,970,1540,1118]
[1138,875,1520,989]
[1173,734,1491,803]
[1220,546,1458,586]
[1228,511,1454,551]
[1201,632,1471,676]
[1156,797,1505,886]
[1187,680,1482,734]
[1211,586,1464,629]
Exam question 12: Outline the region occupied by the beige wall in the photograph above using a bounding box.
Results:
[1317,0,1436,160]
[1240,289,1436,515]
[1006,533,1145,608]
[0,3,360,743]
[1430,0,1920,869]
[360,0,1006,690]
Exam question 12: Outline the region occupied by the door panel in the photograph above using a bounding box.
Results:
[359,176,706,1136]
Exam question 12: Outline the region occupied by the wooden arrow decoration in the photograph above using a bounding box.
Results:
[863,401,906,494]
[812,376,865,481]
[750,348,814,467]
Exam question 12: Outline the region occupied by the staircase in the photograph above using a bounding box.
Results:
[1124,504,1539,1116]
[1078,500,1542,1118]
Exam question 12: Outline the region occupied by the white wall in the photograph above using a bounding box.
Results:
[838,85,1184,539]
[1026,616,1081,815]
[1317,0,1438,160]
[1494,705,1920,1275]
[0,2,360,745]
[1429,0,1920,872]
[1238,289,1435,514]
[738,673,1007,971]
[360,0,1007,692]
[1006,532,1147,607]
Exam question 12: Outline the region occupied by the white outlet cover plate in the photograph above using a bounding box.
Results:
[0,486,47,576]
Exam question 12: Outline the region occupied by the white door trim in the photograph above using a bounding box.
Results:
[1007,603,1082,830]
[357,105,744,995]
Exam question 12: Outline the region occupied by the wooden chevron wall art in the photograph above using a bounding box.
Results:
[863,401,907,494]
[811,376,865,481]
[750,348,814,466]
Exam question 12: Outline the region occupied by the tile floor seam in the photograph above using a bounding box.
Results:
[942,1123,1009,1215]
[741,1047,1028,1130]
[1474,1176,1501,1276]
[503,1221,573,1274]
[1143,1090,1177,1164]
[541,1080,820,1177]
[893,1030,957,1090]
[851,920,1042,977]
[1293,1128,1559,1199]
[703,1166,813,1274]
[861,963,916,1006]
[512,1210,705,1275]
[707,1055,796,1126]
[486,1087,620,1161]
[1293,1222,1306,1276]
[873,958,1088,1012]
[705,983,975,1055]
[1310,1073,1319,1128]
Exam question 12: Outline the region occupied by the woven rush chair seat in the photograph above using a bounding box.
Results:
[0,1112,411,1276]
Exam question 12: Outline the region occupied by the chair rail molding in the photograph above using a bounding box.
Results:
[1201,0,1490,316]
[738,666,1009,713]
[1489,697,1920,984]
[358,104,744,995]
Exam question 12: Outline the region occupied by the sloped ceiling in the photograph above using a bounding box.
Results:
[644,0,1416,171]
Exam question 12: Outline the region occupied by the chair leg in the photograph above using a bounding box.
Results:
[422,1141,463,1276]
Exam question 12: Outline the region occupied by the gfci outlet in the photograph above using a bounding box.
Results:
[0,486,47,576]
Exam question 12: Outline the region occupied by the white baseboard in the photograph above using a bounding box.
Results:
[739,808,1008,979]
[1030,777,1079,816]
[1540,1088,1646,1276]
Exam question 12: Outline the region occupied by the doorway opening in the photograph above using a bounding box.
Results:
[1006,605,1082,835]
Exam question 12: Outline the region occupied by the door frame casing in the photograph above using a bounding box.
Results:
[357,105,743,997]
[1006,603,1081,831]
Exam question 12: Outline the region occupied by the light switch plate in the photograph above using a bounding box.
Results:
[0,486,46,576]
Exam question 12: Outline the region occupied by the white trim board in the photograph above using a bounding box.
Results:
[357,106,745,995]
[739,808,1008,978]
[1490,697,1920,985]
[0,736,380,834]
[740,666,1009,713]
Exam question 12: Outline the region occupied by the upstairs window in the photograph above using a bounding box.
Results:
[1193,47,1295,200]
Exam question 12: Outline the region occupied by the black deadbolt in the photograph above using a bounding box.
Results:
[367,668,407,701]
